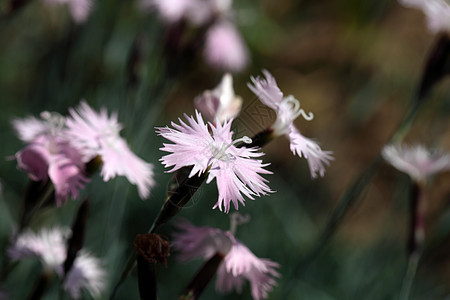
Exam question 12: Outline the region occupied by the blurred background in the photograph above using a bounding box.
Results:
[0,0,449,299]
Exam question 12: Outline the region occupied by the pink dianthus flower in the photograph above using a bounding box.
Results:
[66,101,155,199]
[248,70,333,178]
[12,114,89,205]
[172,220,280,300]
[157,110,273,213]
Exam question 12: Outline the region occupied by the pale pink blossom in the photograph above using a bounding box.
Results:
[194,73,242,123]
[13,115,88,205]
[217,235,280,300]
[8,227,69,269]
[63,252,107,299]
[139,0,193,23]
[141,0,232,25]
[172,220,279,300]
[172,219,232,262]
[204,21,249,72]
[157,110,273,213]
[399,0,450,33]
[44,0,92,23]
[248,70,333,178]
[66,101,155,199]
[8,227,106,299]
[382,144,450,183]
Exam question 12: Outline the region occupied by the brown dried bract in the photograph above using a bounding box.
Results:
[134,233,170,266]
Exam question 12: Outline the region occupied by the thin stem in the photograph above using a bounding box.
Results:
[282,99,424,298]
[399,253,420,300]
[399,183,426,300]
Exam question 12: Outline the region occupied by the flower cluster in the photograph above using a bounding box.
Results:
[8,227,106,299]
[382,144,450,184]
[248,70,333,178]
[172,220,280,300]
[141,0,248,72]
[157,110,272,213]
[13,113,89,205]
[13,101,155,205]
[399,0,450,33]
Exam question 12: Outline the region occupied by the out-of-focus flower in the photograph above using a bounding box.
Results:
[12,114,89,205]
[43,0,92,23]
[0,289,8,300]
[248,70,333,178]
[8,227,69,269]
[172,219,232,262]
[194,73,242,123]
[157,110,273,213]
[382,144,450,183]
[399,0,450,33]
[172,220,280,300]
[141,0,232,25]
[141,0,248,72]
[66,101,155,199]
[8,227,106,299]
[63,252,107,299]
[204,21,249,73]
[139,0,193,23]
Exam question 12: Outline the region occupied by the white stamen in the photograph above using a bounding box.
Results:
[283,95,314,122]
[209,136,253,164]
[41,111,66,135]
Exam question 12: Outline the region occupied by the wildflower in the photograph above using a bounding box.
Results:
[248,70,333,178]
[66,101,155,199]
[382,144,450,184]
[172,219,280,300]
[204,21,249,72]
[157,110,273,213]
[43,0,92,23]
[63,252,107,299]
[12,113,88,205]
[172,219,232,262]
[8,227,106,299]
[139,0,193,23]
[194,73,242,124]
[141,0,232,25]
[399,0,450,33]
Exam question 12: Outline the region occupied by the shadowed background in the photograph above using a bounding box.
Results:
[0,0,449,299]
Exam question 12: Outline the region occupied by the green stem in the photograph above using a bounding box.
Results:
[399,253,420,300]
[282,100,424,298]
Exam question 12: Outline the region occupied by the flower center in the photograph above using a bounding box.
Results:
[41,111,66,136]
[209,136,252,163]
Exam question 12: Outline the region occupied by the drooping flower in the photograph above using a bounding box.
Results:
[8,227,106,299]
[248,70,333,178]
[382,144,450,184]
[194,73,242,124]
[43,0,93,23]
[172,220,280,300]
[399,0,450,33]
[204,21,249,72]
[66,101,155,199]
[157,110,273,213]
[12,113,89,205]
